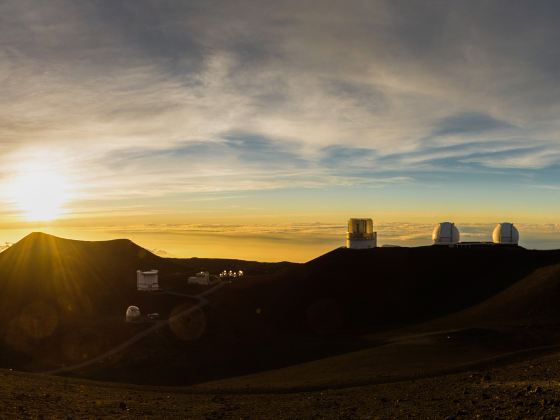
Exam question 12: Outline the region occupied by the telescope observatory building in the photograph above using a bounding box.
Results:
[126,306,141,322]
[346,218,377,249]
[431,221,520,247]
[432,222,460,246]
[137,269,160,291]
[492,222,519,245]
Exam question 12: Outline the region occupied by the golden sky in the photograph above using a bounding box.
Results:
[1,1,560,260]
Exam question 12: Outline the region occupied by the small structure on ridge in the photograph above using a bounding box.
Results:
[136,269,160,291]
[126,306,141,322]
[219,270,244,279]
[492,222,519,245]
[432,222,460,246]
[346,218,377,249]
[188,271,220,286]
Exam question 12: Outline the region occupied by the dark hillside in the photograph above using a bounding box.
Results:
[172,257,295,275]
[0,233,295,325]
[0,233,294,371]
[98,245,560,385]
[3,233,560,386]
[0,232,170,321]
[163,257,297,290]
[249,246,560,333]
[429,262,560,328]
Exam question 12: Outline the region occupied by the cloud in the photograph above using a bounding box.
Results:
[0,242,12,253]
[433,113,515,137]
[2,0,560,210]
[66,221,560,250]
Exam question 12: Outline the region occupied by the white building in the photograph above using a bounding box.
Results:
[136,269,160,291]
[126,305,141,322]
[188,271,220,286]
[432,222,460,246]
[492,222,519,245]
[346,218,377,249]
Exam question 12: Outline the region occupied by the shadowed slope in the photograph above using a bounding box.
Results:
[3,234,560,386]
[0,232,165,322]
[96,245,560,386]
[0,233,296,372]
[251,246,560,333]
[0,233,182,369]
[428,263,560,328]
[185,255,560,391]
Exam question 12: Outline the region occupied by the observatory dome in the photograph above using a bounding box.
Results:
[432,222,460,245]
[492,222,519,245]
[126,305,141,322]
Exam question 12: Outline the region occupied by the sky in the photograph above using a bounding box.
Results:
[1,0,560,261]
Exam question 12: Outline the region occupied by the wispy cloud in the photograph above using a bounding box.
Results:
[2,0,560,218]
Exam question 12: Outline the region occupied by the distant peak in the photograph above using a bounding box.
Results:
[28,231,52,236]
[8,232,157,260]
[22,232,64,241]
[21,232,54,240]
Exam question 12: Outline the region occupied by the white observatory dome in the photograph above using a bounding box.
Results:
[432,222,460,245]
[126,305,141,322]
[492,222,519,245]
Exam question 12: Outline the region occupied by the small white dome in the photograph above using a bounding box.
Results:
[492,223,519,245]
[126,305,141,322]
[432,222,460,245]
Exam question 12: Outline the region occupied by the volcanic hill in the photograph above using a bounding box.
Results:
[0,232,293,372]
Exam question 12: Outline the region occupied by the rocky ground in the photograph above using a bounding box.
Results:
[4,350,560,419]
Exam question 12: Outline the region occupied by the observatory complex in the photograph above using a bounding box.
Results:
[346,218,377,249]
[432,222,520,247]
[345,218,521,249]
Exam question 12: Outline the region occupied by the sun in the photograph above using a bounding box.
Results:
[9,166,72,222]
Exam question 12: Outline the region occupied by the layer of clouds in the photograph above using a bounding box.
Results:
[77,221,560,248]
[1,0,560,204]
[1,222,559,261]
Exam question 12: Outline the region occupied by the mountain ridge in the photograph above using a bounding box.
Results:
[3,232,560,386]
